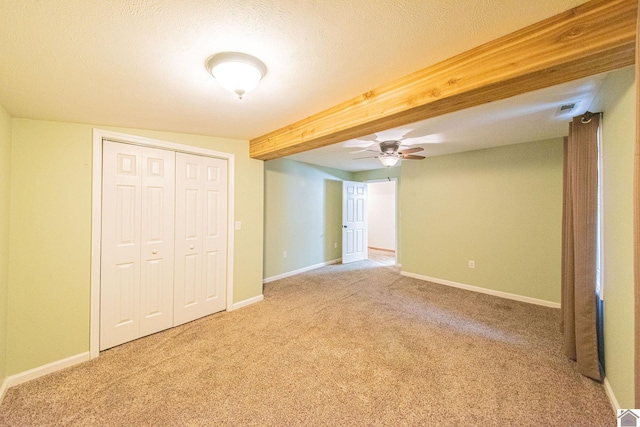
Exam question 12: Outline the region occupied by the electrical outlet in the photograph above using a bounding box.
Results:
[283,251,287,258]
[469,260,475,269]
[334,242,337,248]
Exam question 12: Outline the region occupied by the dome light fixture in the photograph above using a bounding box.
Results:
[379,155,400,167]
[206,52,267,99]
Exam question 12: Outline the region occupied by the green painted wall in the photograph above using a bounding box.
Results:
[0,105,11,384]
[400,138,563,303]
[592,66,636,408]
[264,159,352,279]
[7,119,264,376]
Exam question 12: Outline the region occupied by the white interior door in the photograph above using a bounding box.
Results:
[100,141,175,350]
[139,148,176,337]
[342,181,368,263]
[174,153,227,326]
[201,157,228,315]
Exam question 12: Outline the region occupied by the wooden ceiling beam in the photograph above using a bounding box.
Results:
[250,0,637,161]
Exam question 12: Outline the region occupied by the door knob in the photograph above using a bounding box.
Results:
[189,245,194,250]
[152,249,158,254]
[343,225,347,228]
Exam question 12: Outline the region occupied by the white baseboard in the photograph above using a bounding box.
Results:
[0,376,8,405]
[231,294,264,310]
[400,271,561,308]
[603,377,620,412]
[0,352,90,405]
[263,258,342,284]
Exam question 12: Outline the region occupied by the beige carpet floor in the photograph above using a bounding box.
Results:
[0,250,615,426]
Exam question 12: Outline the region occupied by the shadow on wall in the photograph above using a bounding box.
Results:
[325,179,343,261]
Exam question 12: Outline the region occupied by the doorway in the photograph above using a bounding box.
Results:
[366,179,397,264]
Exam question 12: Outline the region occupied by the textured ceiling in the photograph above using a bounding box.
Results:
[0,0,587,141]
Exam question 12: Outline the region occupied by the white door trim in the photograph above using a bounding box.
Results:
[90,128,235,359]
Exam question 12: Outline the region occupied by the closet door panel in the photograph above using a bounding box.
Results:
[102,142,177,350]
[174,153,204,326]
[174,154,227,324]
[183,253,200,305]
[101,141,143,350]
[202,159,227,315]
[102,142,229,349]
[139,148,175,337]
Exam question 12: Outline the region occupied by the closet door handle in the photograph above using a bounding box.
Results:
[152,249,158,254]
[189,245,194,250]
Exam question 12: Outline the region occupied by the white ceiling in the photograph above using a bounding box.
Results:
[0,0,588,142]
[287,74,607,172]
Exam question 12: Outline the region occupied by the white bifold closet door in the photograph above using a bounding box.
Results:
[100,141,176,350]
[174,152,228,326]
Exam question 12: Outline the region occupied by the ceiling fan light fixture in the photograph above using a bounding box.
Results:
[379,156,400,167]
[206,52,267,99]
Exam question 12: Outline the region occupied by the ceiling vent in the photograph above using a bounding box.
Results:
[555,102,578,117]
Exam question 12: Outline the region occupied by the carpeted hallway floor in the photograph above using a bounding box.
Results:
[0,250,615,426]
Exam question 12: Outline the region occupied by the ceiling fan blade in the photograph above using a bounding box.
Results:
[350,148,382,154]
[343,139,375,148]
[353,156,379,160]
[398,147,424,155]
[374,129,411,142]
[401,155,426,160]
[401,134,442,145]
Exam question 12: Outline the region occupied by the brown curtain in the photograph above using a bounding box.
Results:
[635,0,640,408]
[561,113,602,381]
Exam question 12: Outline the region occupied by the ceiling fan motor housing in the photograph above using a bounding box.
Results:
[379,140,401,154]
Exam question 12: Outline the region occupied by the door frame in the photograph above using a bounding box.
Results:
[90,129,235,359]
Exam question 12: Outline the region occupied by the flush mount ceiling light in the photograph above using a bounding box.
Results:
[206,52,267,100]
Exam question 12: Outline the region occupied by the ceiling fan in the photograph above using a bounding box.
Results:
[354,140,425,167]
[346,128,437,167]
